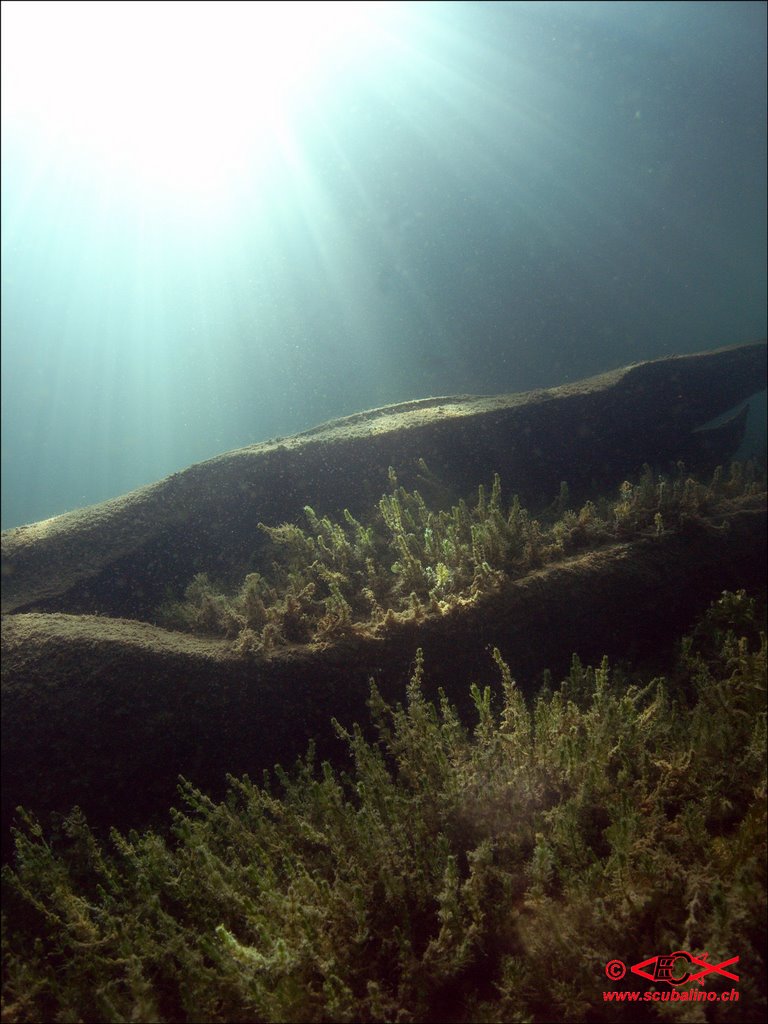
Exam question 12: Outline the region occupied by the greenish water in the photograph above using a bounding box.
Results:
[2,0,766,529]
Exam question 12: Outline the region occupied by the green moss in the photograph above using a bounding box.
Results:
[3,591,766,1023]
[157,460,765,654]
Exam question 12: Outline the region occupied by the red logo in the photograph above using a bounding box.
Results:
[627,951,739,987]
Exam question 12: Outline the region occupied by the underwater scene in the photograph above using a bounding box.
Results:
[1,2,766,1022]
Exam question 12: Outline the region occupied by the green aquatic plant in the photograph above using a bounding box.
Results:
[3,591,766,1023]
[156,460,765,653]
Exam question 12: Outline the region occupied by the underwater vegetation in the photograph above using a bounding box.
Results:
[157,460,765,654]
[1,590,766,1023]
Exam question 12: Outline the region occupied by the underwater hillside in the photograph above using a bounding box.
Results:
[1,2,766,1022]
[2,346,767,1021]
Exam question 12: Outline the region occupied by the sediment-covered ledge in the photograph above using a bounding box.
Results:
[1,341,765,618]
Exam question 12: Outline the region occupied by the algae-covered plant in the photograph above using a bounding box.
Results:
[3,590,766,1023]
[157,460,764,654]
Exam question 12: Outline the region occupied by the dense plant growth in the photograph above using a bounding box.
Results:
[3,590,766,1023]
[157,461,764,653]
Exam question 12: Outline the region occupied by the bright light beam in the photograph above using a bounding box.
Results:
[1,0,399,198]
